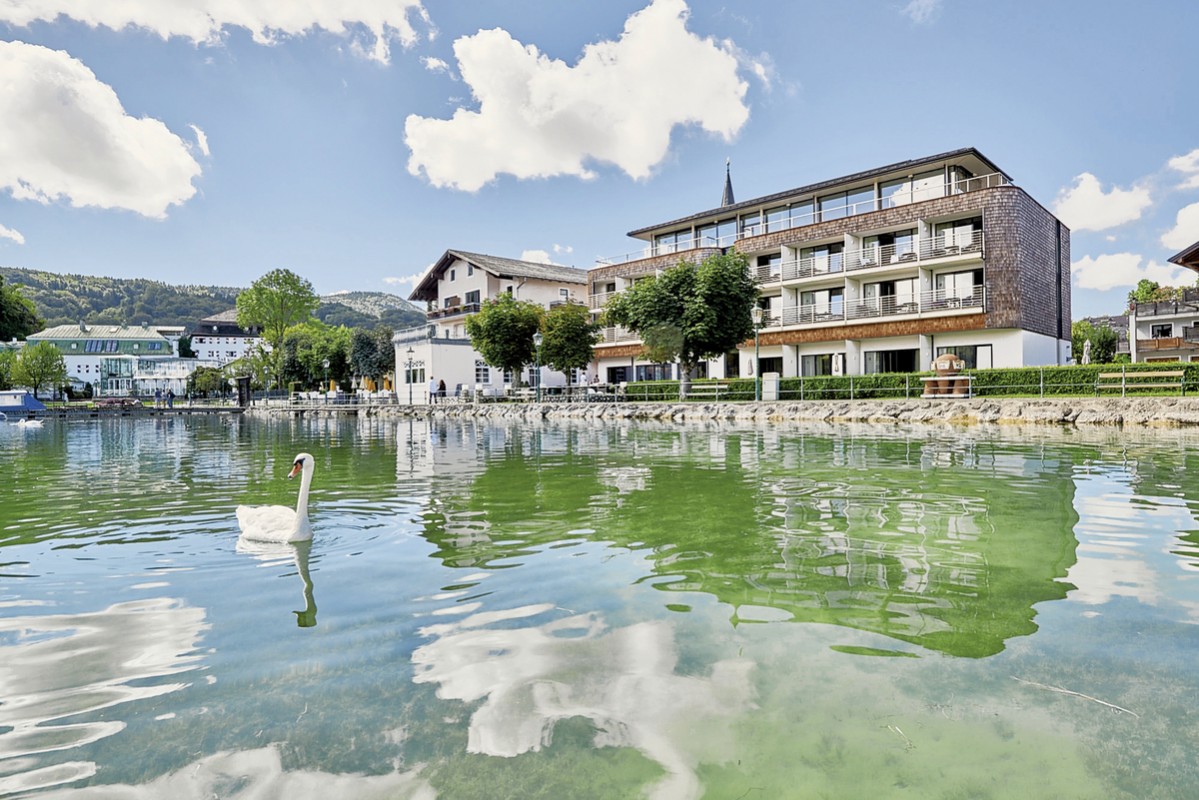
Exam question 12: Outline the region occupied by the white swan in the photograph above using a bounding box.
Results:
[236,453,315,543]
[15,418,43,429]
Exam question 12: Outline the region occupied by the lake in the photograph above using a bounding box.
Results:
[1,414,1197,799]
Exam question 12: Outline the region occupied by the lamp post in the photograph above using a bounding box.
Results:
[405,347,416,406]
[751,305,764,402]
[322,358,330,404]
[533,332,544,403]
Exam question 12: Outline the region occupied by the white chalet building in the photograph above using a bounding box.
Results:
[395,250,589,403]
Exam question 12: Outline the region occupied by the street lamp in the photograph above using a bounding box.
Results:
[404,347,421,406]
[322,358,330,404]
[532,332,544,403]
[751,305,764,402]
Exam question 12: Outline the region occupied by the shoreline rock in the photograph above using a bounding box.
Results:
[246,396,1199,428]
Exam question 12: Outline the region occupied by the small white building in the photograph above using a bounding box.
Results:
[27,322,182,395]
[396,250,589,403]
[1128,241,1199,363]
[188,310,262,366]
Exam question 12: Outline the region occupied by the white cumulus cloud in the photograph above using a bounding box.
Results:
[0,41,201,218]
[422,56,451,74]
[1053,173,1152,232]
[552,243,573,255]
[1073,252,1192,291]
[520,249,553,264]
[0,223,25,244]
[0,1,431,64]
[1162,201,1199,250]
[404,0,753,191]
[1168,148,1199,190]
[902,0,942,24]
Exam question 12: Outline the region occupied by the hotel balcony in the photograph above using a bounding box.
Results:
[772,286,985,328]
[427,302,481,320]
[753,231,984,286]
[589,290,619,310]
[1137,327,1199,352]
[1132,288,1199,318]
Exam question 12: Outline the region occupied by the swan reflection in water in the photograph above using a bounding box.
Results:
[235,538,318,628]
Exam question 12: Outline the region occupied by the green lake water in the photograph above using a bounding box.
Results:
[2,415,1198,798]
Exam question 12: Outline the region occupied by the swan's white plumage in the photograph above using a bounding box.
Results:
[237,453,315,542]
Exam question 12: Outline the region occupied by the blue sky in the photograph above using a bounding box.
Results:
[0,0,1196,318]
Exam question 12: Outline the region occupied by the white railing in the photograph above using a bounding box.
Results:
[753,231,985,284]
[770,286,985,328]
[589,291,619,309]
[599,172,1009,266]
[598,325,636,344]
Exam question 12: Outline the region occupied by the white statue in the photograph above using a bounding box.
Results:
[1081,339,1092,365]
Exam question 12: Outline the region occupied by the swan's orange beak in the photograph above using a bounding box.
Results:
[288,460,304,479]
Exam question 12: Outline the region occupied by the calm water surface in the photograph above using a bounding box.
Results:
[1,415,1198,798]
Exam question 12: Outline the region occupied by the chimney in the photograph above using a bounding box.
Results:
[79,320,87,333]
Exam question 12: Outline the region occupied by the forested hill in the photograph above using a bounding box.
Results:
[0,266,427,331]
[0,267,240,328]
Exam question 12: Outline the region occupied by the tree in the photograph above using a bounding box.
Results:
[13,341,67,399]
[604,251,758,397]
[0,276,43,342]
[1128,280,1160,306]
[349,327,395,388]
[1071,320,1095,361]
[187,365,229,397]
[0,349,15,390]
[236,269,320,386]
[464,294,544,380]
[540,302,599,386]
[1072,320,1120,364]
[177,335,196,358]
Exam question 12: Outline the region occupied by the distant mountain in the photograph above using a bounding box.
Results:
[317,291,426,330]
[0,267,240,329]
[0,267,429,333]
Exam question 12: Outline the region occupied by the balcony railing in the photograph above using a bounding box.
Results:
[597,325,636,344]
[589,291,618,310]
[599,172,1009,266]
[753,231,984,285]
[428,303,481,320]
[1137,336,1199,351]
[1132,287,1199,318]
[393,325,436,344]
[773,286,984,327]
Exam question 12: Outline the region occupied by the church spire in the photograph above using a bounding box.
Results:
[721,157,734,207]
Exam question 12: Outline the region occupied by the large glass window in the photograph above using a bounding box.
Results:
[936,344,992,369]
[880,177,912,208]
[864,349,919,374]
[465,290,481,305]
[1151,323,1174,338]
[934,217,983,250]
[765,205,789,233]
[800,288,844,319]
[911,169,946,202]
[757,253,782,279]
[846,186,875,215]
[740,212,762,237]
[801,354,835,376]
[818,191,848,221]
[635,363,674,381]
[936,269,983,300]
[654,229,692,254]
[791,200,816,228]
[800,242,844,274]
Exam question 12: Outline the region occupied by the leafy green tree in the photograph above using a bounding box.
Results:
[280,321,352,390]
[236,269,320,386]
[0,276,43,342]
[177,335,196,358]
[1070,320,1095,361]
[187,365,230,397]
[1128,280,1160,306]
[1072,320,1120,364]
[13,341,67,399]
[0,349,15,390]
[604,251,758,397]
[464,294,544,380]
[540,302,599,386]
[350,327,392,387]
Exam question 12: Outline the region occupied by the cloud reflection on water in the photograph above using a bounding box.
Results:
[0,598,207,795]
[412,603,754,800]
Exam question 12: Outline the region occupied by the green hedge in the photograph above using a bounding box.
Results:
[614,363,1198,402]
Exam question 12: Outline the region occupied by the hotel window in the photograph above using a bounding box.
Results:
[654,229,691,255]
[465,290,480,305]
[861,229,916,265]
[935,269,983,300]
[818,191,849,221]
[911,169,946,202]
[765,205,789,233]
[790,200,816,227]
[864,349,919,374]
[757,253,782,278]
[467,264,474,276]
[560,288,569,298]
[696,218,736,247]
[801,353,835,376]
[879,177,913,208]
[800,242,843,274]
[800,287,844,319]
[739,212,762,237]
[475,360,491,384]
[1151,323,1173,339]
[934,217,983,250]
[936,344,992,370]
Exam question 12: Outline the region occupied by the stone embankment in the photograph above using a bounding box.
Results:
[251,397,1199,428]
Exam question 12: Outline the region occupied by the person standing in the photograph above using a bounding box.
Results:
[428,376,437,404]
[167,389,175,409]
[438,379,446,400]
[154,387,162,409]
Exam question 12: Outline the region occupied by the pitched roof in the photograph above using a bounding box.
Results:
[1168,240,1199,271]
[409,249,588,302]
[30,323,171,342]
[627,147,1009,238]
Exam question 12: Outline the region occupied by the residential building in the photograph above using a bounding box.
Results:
[1127,242,1199,362]
[1081,314,1129,358]
[589,148,1071,380]
[28,322,184,395]
[396,250,589,402]
[189,310,262,366]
